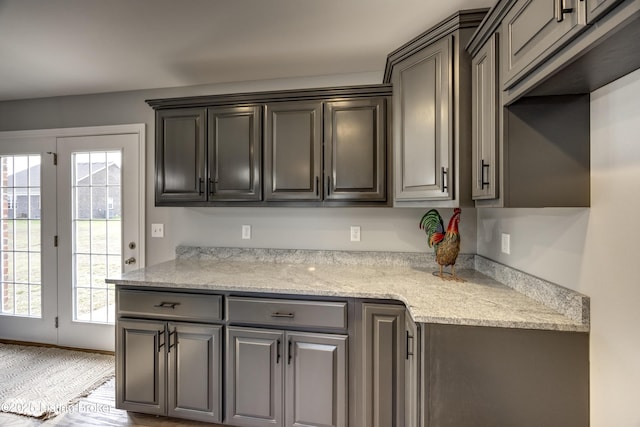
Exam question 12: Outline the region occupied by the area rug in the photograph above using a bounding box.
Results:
[0,343,114,419]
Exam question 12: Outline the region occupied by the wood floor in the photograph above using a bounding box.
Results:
[0,379,224,427]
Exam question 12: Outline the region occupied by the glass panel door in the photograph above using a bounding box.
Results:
[57,133,141,351]
[0,138,57,344]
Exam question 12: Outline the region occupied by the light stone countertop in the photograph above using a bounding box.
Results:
[107,247,589,332]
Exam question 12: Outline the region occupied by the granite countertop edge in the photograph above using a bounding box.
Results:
[108,246,590,333]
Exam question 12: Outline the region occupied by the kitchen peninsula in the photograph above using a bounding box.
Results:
[108,247,589,427]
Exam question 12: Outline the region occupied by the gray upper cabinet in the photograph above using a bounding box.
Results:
[385,10,487,208]
[208,106,262,201]
[264,101,323,201]
[148,85,390,206]
[471,33,498,200]
[324,98,386,202]
[502,0,586,89]
[392,37,452,203]
[155,108,207,204]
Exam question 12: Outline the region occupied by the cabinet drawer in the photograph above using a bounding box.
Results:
[118,289,222,322]
[227,297,347,330]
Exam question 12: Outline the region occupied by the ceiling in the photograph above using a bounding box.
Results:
[0,0,490,102]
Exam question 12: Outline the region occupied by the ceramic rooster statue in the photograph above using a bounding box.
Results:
[419,208,464,281]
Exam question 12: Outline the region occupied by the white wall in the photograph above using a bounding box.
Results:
[477,68,640,426]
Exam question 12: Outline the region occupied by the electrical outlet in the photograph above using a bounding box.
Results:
[242,225,251,240]
[151,223,164,238]
[350,226,361,242]
[501,233,511,255]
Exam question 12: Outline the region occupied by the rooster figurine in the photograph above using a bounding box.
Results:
[419,208,464,281]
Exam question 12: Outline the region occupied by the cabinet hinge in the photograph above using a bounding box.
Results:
[46,151,57,165]
[55,316,59,328]
[54,236,58,247]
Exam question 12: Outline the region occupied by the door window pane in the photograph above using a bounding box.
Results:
[72,151,121,324]
[0,155,42,318]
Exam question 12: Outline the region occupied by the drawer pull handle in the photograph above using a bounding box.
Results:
[271,312,294,318]
[154,302,181,309]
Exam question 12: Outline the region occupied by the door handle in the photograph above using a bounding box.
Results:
[124,257,136,265]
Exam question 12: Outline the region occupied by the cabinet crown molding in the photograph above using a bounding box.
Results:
[383,8,489,83]
[146,84,392,110]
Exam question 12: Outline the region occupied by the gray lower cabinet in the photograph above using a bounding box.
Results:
[404,316,419,427]
[226,326,347,427]
[502,0,585,89]
[359,303,406,427]
[420,324,589,427]
[116,319,222,423]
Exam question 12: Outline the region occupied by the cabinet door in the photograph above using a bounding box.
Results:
[285,332,348,427]
[116,319,166,415]
[155,108,207,203]
[586,0,622,23]
[226,327,284,427]
[404,317,419,427]
[392,36,452,202]
[324,98,386,202]
[360,303,406,427]
[167,323,222,423]
[471,34,498,200]
[264,101,322,201]
[208,106,262,201]
[502,0,584,89]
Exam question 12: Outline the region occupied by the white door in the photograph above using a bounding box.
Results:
[57,133,143,351]
[0,125,144,352]
[0,138,58,344]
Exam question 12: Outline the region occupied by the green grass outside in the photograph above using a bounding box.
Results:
[1,219,120,322]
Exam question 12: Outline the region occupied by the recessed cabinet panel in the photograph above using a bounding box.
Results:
[361,303,405,427]
[393,37,452,202]
[264,102,322,201]
[226,327,284,427]
[208,106,262,201]
[324,99,386,201]
[471,34,498,200]
[156,108,207,203]
[286,332,347,427]
[503,0,585,89]
[167,323,222,423]
[116,319,166,415]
